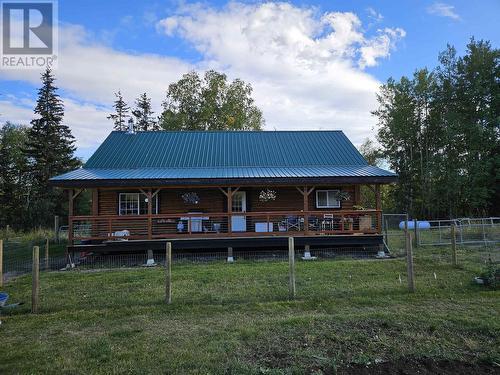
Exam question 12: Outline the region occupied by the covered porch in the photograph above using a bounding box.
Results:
[67,184,383,245]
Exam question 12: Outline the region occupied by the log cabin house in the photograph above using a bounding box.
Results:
[50,130,397,253]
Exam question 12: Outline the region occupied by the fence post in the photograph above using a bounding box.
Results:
[45,238,49,270]
[413,218,419,247]
[288,237,296,299]
[165,242,172,304]
[405,224,415,292]
[451,224,457,267]
[32,246,40,314]
[0,239,3,288]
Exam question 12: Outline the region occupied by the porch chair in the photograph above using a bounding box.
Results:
[285,216,301,231]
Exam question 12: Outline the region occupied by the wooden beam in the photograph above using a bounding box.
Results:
[72,189,83,200]
[68,189,74,244]
[375,184,382,233]
[218,187,228,197]
[152,188,161,198]
[91,189,99,216]
[303,190,309,234]
[68,189,74,217]
[354,185,360,205]
[227,187,232,234]
[147,188,153,240]
[295,186,306,195]
[375,184,381,211]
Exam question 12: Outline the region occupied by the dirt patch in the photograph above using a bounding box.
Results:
[338,359,500,375]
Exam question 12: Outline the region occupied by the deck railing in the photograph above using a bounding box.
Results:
[69,210,382,244]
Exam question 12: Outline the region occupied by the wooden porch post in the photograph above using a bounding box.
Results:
[91,189,99,239]
[227,187,232,234]
[296,186,315,234]
[375,184,382,233]
[68,189,83,245]
[147,188,153,240]
[303,187,309,234]
[91,189,99,215]
[354,185,361,205]
[219,187,239,235]
[68,189,74,244]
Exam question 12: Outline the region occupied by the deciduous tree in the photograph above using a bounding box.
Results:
[159,70,264,131]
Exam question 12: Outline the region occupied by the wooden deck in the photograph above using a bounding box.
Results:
[69,233,385,253]
[69,209,382,244]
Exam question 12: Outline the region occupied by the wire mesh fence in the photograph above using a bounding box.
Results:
[1,222,498,314]
[417,218,500,246]
[382,213,408,256]
[2,238,67,278]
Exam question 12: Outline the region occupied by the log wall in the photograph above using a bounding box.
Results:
[96,185,359,215]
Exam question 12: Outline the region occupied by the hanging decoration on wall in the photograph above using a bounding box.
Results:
[181,192,200,205]
[259,189,277,202]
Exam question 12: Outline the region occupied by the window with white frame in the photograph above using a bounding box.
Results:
[316,190,341,208]
[119,193,158,215]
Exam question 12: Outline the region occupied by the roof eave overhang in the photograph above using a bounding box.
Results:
[50,175,398,188]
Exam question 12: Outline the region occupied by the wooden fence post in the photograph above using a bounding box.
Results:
[451,224,457,267]
[0,239,3,288]
[405,229,415,292]
[288,237,296,299]
[45,238,49,270]
[32,246,40,313]
[165,242,172,304]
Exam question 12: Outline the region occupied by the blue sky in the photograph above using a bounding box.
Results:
[1,0,499,160]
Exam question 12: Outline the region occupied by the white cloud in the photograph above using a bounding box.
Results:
[427,2,461,20]
[0,96,110,152]
[366,7,383,23]
[0,24,193,152]
[1,24,192,104]
[157,2,405,142]
[1,1,405,154]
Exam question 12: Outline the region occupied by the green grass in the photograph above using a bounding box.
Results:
[0,247,499,374]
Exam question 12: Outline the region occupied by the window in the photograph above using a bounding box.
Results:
[119,193,158,215]
[316,190,341,208]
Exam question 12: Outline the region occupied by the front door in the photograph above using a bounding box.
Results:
[231,191,247,232]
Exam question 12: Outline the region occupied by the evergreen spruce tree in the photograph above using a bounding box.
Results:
[132,93,158,131]
[107,91,130,131]
[24,68,80,227]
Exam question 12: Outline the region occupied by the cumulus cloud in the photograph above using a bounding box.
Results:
[1,25,192,104]
[0,24,192,153]
[1,1,405,154]
[427,2,461,20]
[157,2,405,141]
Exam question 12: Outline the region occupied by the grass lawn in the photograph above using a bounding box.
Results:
[0,247,499,374]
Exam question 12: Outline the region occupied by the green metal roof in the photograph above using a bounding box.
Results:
[51,131,397,185]
[84,131,368,168]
